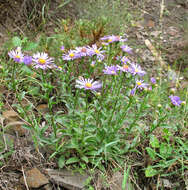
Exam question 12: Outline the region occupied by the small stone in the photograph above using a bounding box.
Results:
[20,168,49,188]
[146,20,155,28]
[36,104,49,114]
[46,168,89,190]
[2,110,28,136]
[43,184,53,190]
[168,27,179,36]
[150,31,162,37]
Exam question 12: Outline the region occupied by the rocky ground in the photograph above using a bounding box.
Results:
[0,0,188,189]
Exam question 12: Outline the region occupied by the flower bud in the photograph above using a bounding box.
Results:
[157,104,162,108]
[170,88,176,94]
[181,101,186,105]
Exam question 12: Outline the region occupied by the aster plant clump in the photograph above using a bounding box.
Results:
[4,31,187,182]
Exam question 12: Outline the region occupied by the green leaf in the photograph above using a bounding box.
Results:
[12,36,22,47]
[146,147,156,160]
[150,135,160,148]
[66,157,80,165]
[159,143,172,159]
[87,150,100,156]
[25,42,38,51]
[145,166,158,177]
[58,156,65,168]
[21,65,34,75]
[28,86,40,96]
[81,156,89,163]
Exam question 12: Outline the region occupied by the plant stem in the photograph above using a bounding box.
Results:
[11,62,16,91]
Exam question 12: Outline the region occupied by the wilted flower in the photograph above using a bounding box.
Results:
[75,77,102,91]
[120,45,132,54]
[8,47,24,63]
[103,65,118,75]
[90,61,96,67]
[32,52,54,69]
[169,95,182,106]
[130,63,146,76]
[23,55,32,65]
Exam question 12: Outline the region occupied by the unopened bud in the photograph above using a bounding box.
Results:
[157,104,162,108]
[170,88,176,94]
[96,92,101,96]
[181,101,186,105]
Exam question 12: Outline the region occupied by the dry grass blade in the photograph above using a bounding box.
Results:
[145,39,167,69]
[22,166,30,190]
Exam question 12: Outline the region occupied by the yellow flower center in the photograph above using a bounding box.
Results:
[15,55,20,59]
[111,71,116,74]
[85,83,92,88]
[108,39,112,42]
[38,58,46,65]
[137,82,142,86]
[135,69,139,73]
[123,65,129,70]
[69,53,75,57]
[95,49,100,54]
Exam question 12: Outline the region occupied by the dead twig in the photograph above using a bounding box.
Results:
[22,166,30,190]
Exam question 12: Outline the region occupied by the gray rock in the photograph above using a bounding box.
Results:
[46,169,89,190]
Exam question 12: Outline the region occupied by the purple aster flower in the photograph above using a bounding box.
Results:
[130,88,136,96]
[121,56,131,64]
[148,86,152,91]
[130,80,148,95]
[87,44,105,60]
[103,65,118,75]
[54,65,65,72]
[32,52,54,70]
[117,64,131,73]
[169,95,182,106]
[135,80,148,90]
[120,45,132,54]
[75,46,89,57]
[61,46,65,52]
[101,42,109,46]
[62,50,79,60]
[8,47,24,63]
[75,77,102,91]
[100,35,127,44]
[23,55,33,65]
[150,77,156,84]
[130,63,146,76]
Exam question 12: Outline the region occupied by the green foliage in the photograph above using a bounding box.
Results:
[0,17,188,189]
